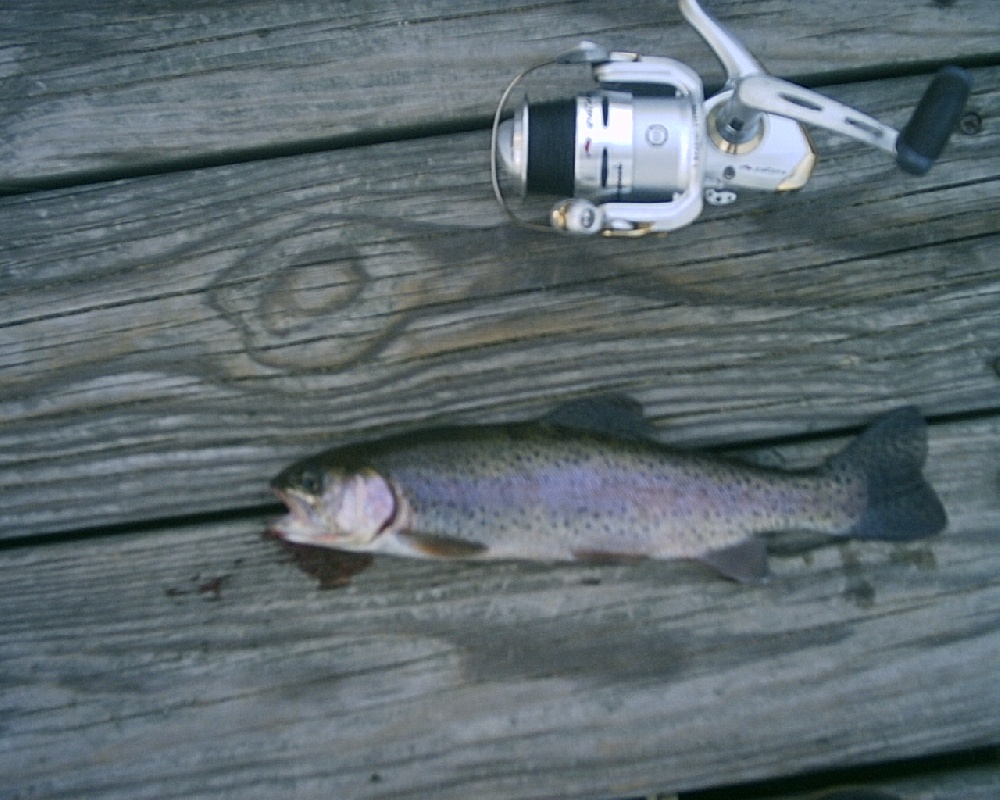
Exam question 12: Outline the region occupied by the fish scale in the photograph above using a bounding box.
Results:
[270,402,947,583]
[374,432,858,553]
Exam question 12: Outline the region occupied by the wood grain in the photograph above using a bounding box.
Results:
[2,0,997,187]
[2,68,998,539]
[2,415,997,800]
[3,2,998,796]
[687,747,1000,800]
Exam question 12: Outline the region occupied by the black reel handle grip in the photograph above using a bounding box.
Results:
[896,65,973,176]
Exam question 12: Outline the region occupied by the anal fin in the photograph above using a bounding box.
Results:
[697,538,769,584]
[573,550,647,564]
[572,549,648,565]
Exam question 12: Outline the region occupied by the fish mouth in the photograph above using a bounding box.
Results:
[268,487,320,543]
[269,486,361,549]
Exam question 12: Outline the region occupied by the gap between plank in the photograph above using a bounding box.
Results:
[2,55,996,198]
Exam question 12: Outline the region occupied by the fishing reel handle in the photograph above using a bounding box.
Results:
[896,66,973,176]
[729,66,973,175]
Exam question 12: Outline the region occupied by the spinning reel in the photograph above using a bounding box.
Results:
[491,0,972,236]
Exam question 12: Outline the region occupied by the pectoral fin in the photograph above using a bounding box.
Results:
[697,538,770,584]
[395,531,490,559]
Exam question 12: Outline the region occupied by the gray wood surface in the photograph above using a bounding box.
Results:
[2,415,998,800]
[683,749,1000,800]
[701,747,1000,800]
[2,0,998,797]
[2,68,998,539]
[2,0,998,187]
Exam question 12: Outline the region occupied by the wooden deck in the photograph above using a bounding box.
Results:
[2,1,998,797]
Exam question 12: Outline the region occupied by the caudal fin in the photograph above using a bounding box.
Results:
[829,407,947,540]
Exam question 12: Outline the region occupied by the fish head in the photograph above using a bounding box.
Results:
[269,461,397,550]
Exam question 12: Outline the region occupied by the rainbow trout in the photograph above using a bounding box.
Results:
[269,400,946,582]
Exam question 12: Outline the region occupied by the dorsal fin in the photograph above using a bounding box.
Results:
[543,394,657,441]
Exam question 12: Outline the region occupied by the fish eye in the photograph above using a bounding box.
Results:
[297,467,325,496]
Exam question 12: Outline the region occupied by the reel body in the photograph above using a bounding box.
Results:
[491,0,971,236]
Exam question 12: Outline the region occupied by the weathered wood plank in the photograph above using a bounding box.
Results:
[691,747,1000,800]
[1,68,997,539]
[1,415,997,800]
[2,0,997,186]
